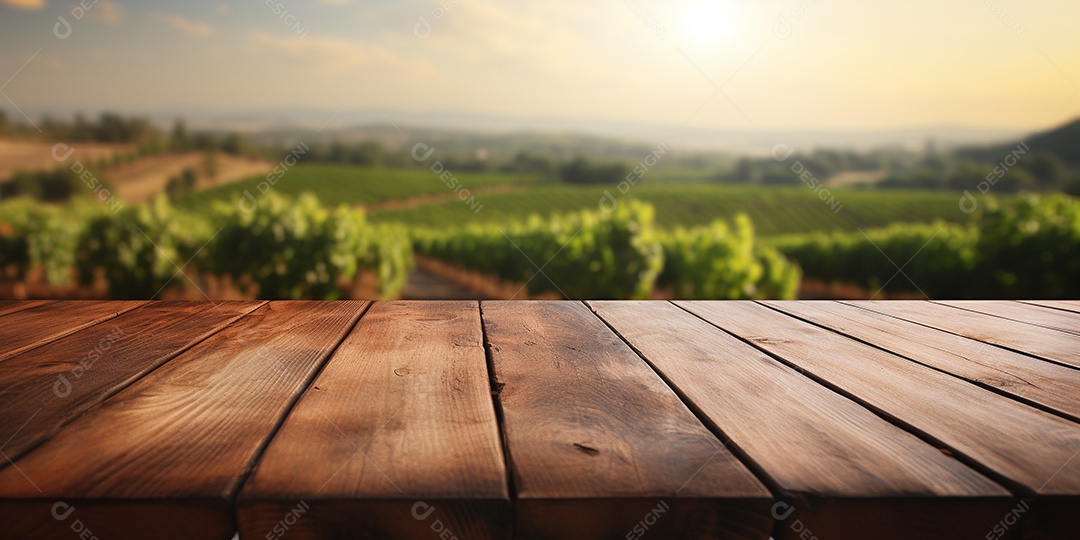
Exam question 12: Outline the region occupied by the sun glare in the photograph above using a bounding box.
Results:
[680,3,736,46]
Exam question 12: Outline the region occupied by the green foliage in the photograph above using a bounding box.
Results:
[39,112,155,145]
[658,215,801,299]
[0,198,86,285]
[4,168,81,202]
[416,201,800,299]
[415,200,664,299]
[366,224,414,298]
[772,222,977,297]
[166,167,198,197]
[205,192,412,299]
[0,192,413,299]
[772,195,1080,298]
[972,195,1080,298]
[374,184,980,236]
[176,164,536,210]
[76,197,211,298]
[558,156,629,185]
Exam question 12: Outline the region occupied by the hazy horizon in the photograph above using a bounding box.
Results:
[1,0,1078,140]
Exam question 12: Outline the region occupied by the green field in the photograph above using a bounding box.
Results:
[370,184,991,236]
[175,164,540,209]
[175,164,1003,237]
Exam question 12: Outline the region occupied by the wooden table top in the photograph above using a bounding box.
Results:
[0,300,1078,539]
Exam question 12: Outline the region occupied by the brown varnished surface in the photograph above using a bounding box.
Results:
[767,301,1080,423]
[0,300,1078,539]
[935,300,1080,337]
[238,301,511,539]
[592,301,1009,540]
[0,301,145,363]
[0,301,366,540]
[0,300,264,464]
[0,300,51,317]
[483,301,773,540]
[849,300,1080,370]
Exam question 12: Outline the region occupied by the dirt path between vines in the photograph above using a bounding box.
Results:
[109,152,272,203]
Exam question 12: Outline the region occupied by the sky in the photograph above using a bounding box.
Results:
[0,0,1078,135]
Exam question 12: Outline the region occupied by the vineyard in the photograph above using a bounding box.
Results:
[0,193,413,300]
[414,201,802,299]
[173,165,992,236]
[3,195,805,300]
[3,179,1077,300]
[371,184,987,235]
[175,164,540,210]
[771,195,1080,298]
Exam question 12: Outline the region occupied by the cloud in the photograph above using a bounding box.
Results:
[409,1,607,74]
[248,31,397,74]
[152,12,213,37]
[0,0,45,9]
[90,0,122,24]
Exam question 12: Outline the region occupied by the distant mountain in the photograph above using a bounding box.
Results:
[957,118,1080,167]
[12,105,1030,155]
[251,124,671,163]
[1024,118,1080,166]
[197,108,1026,155]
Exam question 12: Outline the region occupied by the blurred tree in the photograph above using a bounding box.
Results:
[7,168,82,202]
[221,132,251,156]
[996,168,1035,192]
[558,156,628,185]
[728,158,759,184]
[759,163,797,185]
[72,113,94,141]
[202,150,219,179]
[351,141,384,166]
[192,132,220,151]
[327,142,348,163]
[165,167,198,197]
[947,162,990,191]
[503,151,556,177]
[1024,152,1068,189]
[1065,176,1080,198]
[170,119,190,152]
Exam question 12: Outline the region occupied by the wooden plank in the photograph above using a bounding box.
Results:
[483,301,773,540]
[0,301,144,362]
[680,301,1080,539]
[0,301,367,540]
[936,300,1080,336]
[238,301,511,539]
[848,300,1080,370]
[766,301,1080,423]
[1020,300,1080,315]
[0,300,265,464]
[591,301,1009,540]
[0,300,51,317]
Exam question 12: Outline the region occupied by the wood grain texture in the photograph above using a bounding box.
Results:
[238,301,511,540]
[847,300,1080,370]
[0,300,264,464]
[0,301,144,363]
[0,301,367,540]
[1,300,1075,539]
[1020,300,1080,315]
[935,300,1080,336]
[591,301,1008,540]
[0,300,51,317]
[678,301,1080,495]
[766,301,1080,423]
[483,301,773,540]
